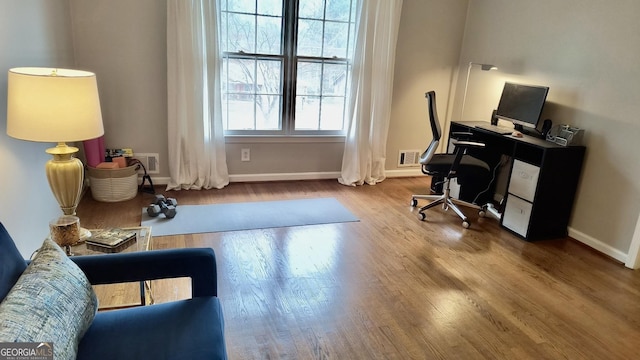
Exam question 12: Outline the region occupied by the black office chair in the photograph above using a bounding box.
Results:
[410,91,490,228]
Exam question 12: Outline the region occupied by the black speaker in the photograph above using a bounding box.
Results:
[541,119,552,137]
[490,109,498,125]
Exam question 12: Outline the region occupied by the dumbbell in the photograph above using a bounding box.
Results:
[160,196,178,207]
[151,194,178,207]
[147,194,178,219]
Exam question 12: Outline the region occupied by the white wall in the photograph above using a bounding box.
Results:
[69,0,169,173]
[0,0,76,257]
[453,0,640,258]
[386,0,469,174]
[69,0,343,179]
[68,0,469,180]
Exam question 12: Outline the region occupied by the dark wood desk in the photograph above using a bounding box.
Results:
[450,121,585,241]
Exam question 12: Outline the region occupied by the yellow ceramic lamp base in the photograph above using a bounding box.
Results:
[45,143,91,241]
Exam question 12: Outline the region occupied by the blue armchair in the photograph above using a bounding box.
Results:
[0,222,227,360]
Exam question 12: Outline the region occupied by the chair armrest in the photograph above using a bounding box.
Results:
[451,139,486,149]
[448,139,487,175]
[71,248,217,297]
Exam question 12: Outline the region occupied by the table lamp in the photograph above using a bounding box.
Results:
[6,67,104,243]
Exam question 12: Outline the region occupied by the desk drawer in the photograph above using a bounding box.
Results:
[508,160,540,202]
[503,195,532,237]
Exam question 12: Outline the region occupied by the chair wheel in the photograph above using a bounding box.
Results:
[418,212,426,221]
[410,198,418,207]
[462,220,470,229]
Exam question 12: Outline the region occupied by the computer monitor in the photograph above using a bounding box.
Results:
[495,82,549,130]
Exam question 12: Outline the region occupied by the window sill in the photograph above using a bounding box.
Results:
[224,135,345,144]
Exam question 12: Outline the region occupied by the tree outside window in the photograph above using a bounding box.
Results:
[220,0,357,135]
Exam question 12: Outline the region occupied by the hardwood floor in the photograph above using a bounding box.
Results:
[76,178,640,359]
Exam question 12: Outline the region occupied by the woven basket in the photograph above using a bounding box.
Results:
[87,165,138,202]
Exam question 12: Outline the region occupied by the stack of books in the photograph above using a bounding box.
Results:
[87,229,137,253]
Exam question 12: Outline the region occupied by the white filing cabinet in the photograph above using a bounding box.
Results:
[503,195,533,237]
[503,160,540,237]
[507,160,540,202]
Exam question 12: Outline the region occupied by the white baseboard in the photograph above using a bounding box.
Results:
[145,172,341,186]
[227,169,423,182]
[385,168,423,178]
[229,172,341,183]
[139,176,171,186]
[568,226,628,264]
[148,169,422,186]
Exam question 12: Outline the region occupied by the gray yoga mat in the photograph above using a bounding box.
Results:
[141,197,359,236]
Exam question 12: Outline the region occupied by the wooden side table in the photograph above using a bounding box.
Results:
[71,226,153,310]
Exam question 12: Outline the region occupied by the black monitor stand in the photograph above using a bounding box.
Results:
[514,124,545,139]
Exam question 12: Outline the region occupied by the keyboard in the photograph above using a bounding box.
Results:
[475,123,514,135]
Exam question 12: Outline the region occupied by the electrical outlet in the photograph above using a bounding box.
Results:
[134,153,160,174]
[241,148,250,162]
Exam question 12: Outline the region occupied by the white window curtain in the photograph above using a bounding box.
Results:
[339,0,403,186]
[166,0,229,190]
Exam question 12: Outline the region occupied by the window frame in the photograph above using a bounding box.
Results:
[221,0,356,138]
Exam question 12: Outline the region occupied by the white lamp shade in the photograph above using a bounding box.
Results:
[7,67,104,142]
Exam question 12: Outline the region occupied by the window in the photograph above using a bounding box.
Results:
[220,0,358,136]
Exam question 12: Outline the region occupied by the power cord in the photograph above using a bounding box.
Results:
[472,155,508,205]
[127,158,155,194]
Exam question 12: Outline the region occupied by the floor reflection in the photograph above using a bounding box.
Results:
[285,226,339,277]
[217,225,344,319]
